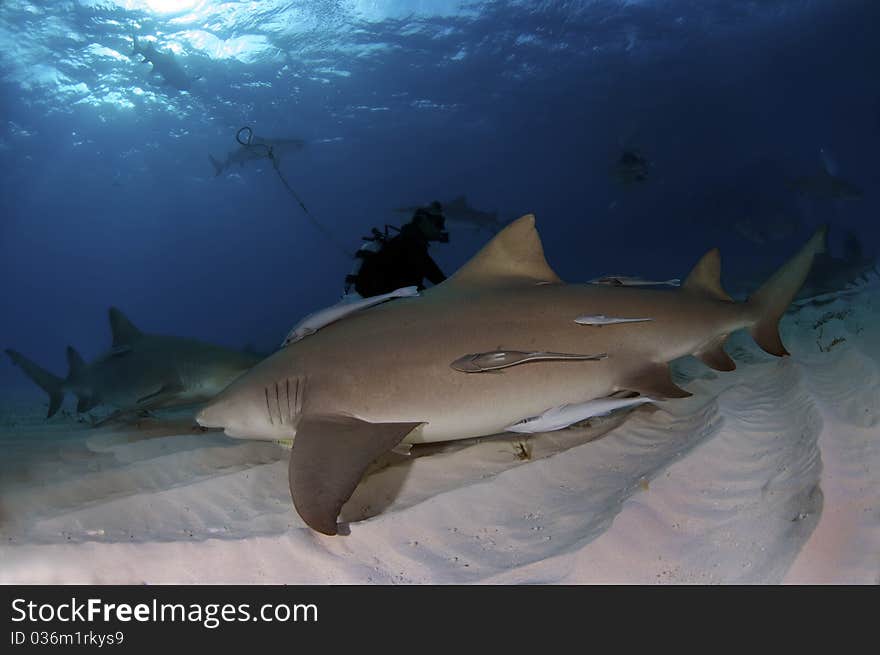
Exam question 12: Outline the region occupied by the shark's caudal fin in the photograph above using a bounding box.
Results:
[208,155,223,176]
[747,225,828,356]
[4,350,65,418]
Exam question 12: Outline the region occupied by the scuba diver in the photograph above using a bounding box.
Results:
[614,148,650,185]
[346,201,449,298]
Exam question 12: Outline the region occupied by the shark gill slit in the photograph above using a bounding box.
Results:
[275,381,283,424]
[264,387,274,425]
[286,378,291,425]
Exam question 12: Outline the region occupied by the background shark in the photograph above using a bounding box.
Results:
[6,307,260,422]
[197,215,826,535]
[209,136,306,176]
[396,195,503,233]
[131,35,197,91]
[788,148,863,200]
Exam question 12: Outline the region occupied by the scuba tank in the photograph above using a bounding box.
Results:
[344,225,401,295]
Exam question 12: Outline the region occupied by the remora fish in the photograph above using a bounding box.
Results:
[507,396,656,433]
[6,307,259,421]
[574,315,653,326]
[450,350,607,373]
[197,215,827,535]
[282,287,420,347]
[589,275,681,287]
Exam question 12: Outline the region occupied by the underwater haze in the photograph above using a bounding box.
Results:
[2,0,879,396]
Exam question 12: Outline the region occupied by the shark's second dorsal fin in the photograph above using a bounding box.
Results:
[446,214,563,287]
[683,249,733,302]
[109,307,144,348]
[66,346,86,379]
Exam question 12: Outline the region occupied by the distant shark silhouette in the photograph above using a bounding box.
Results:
[799,230,878,299]
[209,136,306,176]
[395,196,503,233]
[131,35,198,91]
[6,307,260,423]
[788,147,863,200]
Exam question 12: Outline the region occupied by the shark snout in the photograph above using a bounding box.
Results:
[196,377,297,441]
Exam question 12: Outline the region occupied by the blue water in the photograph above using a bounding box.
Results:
[1,0,878,398]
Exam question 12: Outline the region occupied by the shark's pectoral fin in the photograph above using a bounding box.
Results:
[289,415,422,535]
[695,336,736,372]
[137,380,184,405]
[621,363,691,399]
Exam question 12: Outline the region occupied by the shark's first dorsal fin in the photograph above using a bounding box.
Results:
[109,307,144,348]
[446,214,563,287]
[683,249,733,302]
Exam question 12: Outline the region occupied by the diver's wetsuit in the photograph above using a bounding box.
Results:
[354,223,446,298]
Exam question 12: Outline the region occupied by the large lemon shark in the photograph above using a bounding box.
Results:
[197,215,827,535]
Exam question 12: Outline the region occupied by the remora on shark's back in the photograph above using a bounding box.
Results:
[198,215,827,535]
[6,307,259,422]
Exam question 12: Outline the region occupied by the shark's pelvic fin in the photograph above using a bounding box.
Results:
[621,363,691,399]
[695,336,736,372]
[137,380,184,405]
[748,225,828,356]
[66,346,87,379]
[683,248,733,302]
[76,395,100,413]
[4,349,65,418]
[446,214,563,287]
[109,307,144,348]
[288,416,422,535]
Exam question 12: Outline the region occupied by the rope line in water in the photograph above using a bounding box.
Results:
[236,126,352,258]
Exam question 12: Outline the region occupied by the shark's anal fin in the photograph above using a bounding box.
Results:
[695,336,736,372]
[289,416,422,535]
[621,363,691,399]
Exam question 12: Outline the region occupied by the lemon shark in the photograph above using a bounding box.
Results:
[131,35,198,91]
[6,308,260,422]
[396,196,502,233]
[209,136,306,176]
[197,215,827,535]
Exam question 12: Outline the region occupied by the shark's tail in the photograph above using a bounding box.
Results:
[4,349,65,418]
[747,225,828,356]
[131,33,141,57]
[209,155,223,177]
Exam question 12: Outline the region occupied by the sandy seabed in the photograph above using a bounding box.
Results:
[0,287,877,584]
